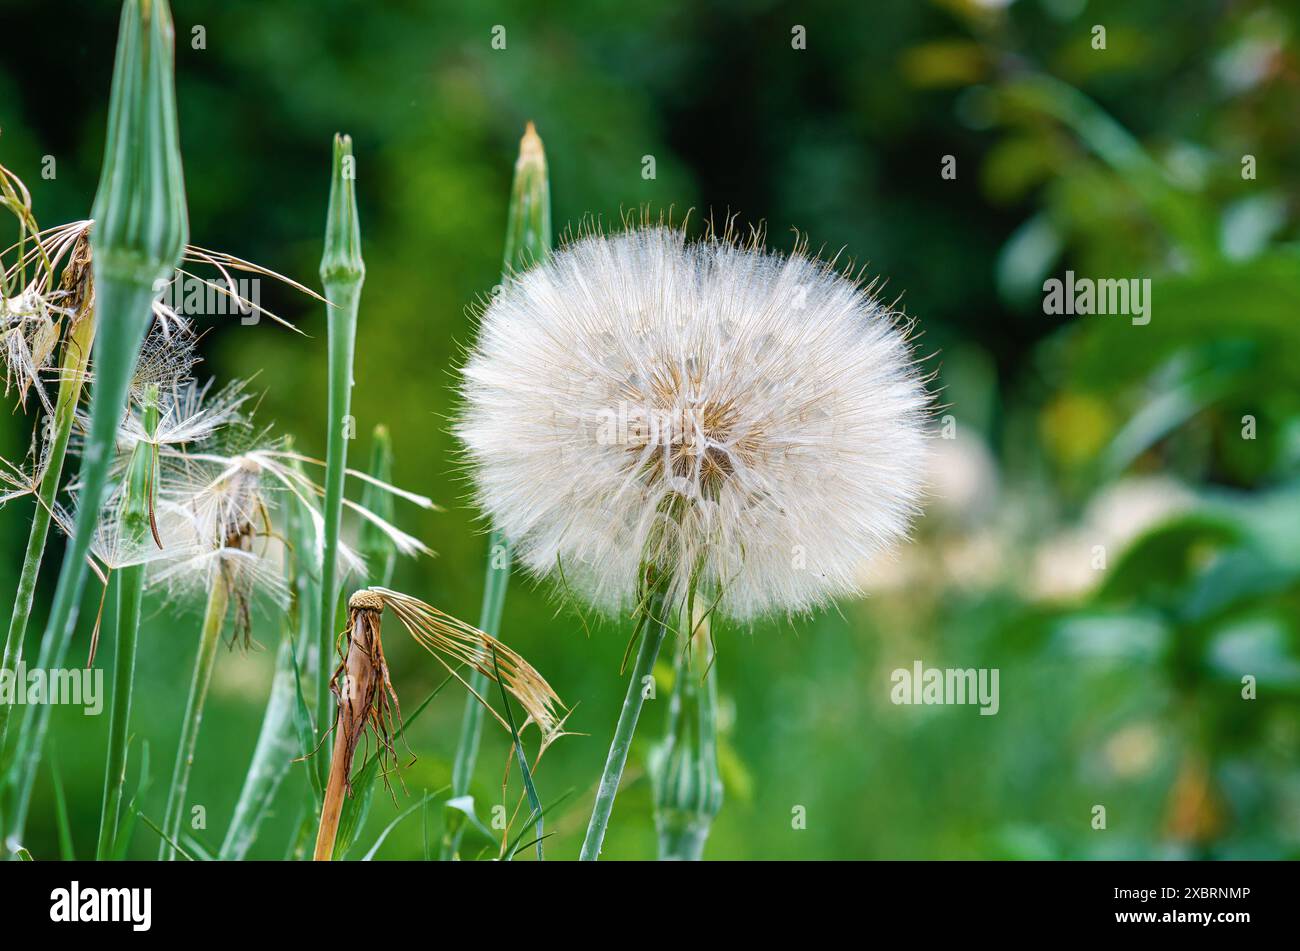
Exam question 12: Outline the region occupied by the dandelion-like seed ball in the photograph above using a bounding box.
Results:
[457,226,932,619]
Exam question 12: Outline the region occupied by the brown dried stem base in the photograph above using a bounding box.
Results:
[312,591,399,861]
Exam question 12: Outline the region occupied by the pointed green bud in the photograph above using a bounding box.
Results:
[90,0,189,287]
[502,122,552,274]
[320,133,365,288]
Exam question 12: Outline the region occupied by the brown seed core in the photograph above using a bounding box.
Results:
[349,589,385,611]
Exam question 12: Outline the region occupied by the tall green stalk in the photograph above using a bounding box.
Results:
[95,383,159,860]
[158,577,229,860]
[316,133,365,795]
[442,122,550,861]
[579,586,671,861]
[1,0,187,855]
[0,250,96,753]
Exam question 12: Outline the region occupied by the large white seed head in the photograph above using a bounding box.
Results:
[457,226,933,620]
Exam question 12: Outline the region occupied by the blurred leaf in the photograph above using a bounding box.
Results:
[997,212,1063,307]
[1050,610,1168,665]
[1102,343,1254,476]
[1065,250,1300,390]
[1097,513,1242,605]
[1040,392,1113,467]
[900,40,988,87]
[983,137,1059,205]
[1003,74,1218,266]
[1181,548,1299,624]
[1220,194,1288,261]
[1207,616,1300,689]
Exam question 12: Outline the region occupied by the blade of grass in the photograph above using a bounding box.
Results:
[287,625,325,808]
[137,812,194,861]
[489,644,544,860]
[50,756,74,860]
[180,834,214,861]
[443,796,497,846]
[503,789,573,861]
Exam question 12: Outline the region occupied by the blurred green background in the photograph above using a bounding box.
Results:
[2,0,1299,859]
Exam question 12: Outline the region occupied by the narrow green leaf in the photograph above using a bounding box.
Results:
[137,812,194,861]
[490,645,545,860]
[503,790,574,861]
[50,758,74,861]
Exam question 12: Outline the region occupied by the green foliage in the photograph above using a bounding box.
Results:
[1,0,1297,859]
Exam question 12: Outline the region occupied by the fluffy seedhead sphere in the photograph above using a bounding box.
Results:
[457,226,932,620]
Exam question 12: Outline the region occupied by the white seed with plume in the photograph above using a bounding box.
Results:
[457,226,933,620]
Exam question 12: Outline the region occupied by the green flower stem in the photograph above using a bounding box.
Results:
[2,0,187,856]
[579,589,670,861]
[158,576,228,860]
[442,123,550,861]
[316,133,365,794]
[95,384,158,860]
[0,296,96,752]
